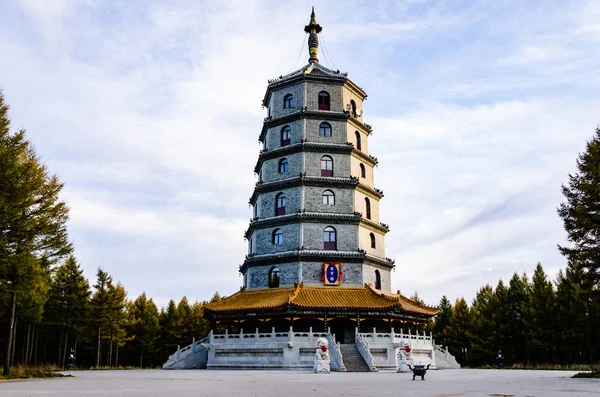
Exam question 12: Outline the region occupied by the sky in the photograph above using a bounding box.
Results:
[1,0,599,308]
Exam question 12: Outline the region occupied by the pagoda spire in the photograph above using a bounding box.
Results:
[304,7,322,64]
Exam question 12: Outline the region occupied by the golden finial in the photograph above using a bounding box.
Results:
[304,7,322,63]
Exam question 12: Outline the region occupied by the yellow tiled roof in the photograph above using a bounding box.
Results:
[291,286,398,309]
[205,287,296,312]
[205,284,439,316]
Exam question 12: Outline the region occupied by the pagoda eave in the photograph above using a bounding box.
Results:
[259,110,372,142]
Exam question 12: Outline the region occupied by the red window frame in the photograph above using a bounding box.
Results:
[321,156,333,177]
[281,126,291,146]
[324,227,337,250]
[276,194,286,216]
[318,92,330,110]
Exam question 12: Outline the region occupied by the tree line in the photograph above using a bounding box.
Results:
[431,126,600,367]
[431,261,599,367]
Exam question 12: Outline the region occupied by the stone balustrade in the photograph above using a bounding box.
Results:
[357,328,436,370]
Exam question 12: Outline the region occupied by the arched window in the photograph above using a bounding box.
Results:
[375,270,381,290]
[318,91,330,110]
[355,131,362,150]
[321,155,333,177]
[269,267,280,288]
[272,229,283,245]
[360,163,366,178]
[283,94,293,109]
[281,126,291,146]
[278,158,289,174]
[319,122,332,137]
[365,197,371,219]
[350,100,357,117]
[370,232,376,249]
[323,226,337,250]
[275,193,286,216]
[322,190,335,205]
[253,204,258,218]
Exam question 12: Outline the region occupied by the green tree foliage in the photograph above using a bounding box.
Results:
[0,91,72,376]
[528,264,555,363]
[470,285,498,365]
[106,282,129,367]
[557,128,600,363]
[554,267,589,364]
[558,127,600,299]
[45,256,90,368]
[129,293,160,368]
[91,269,112,367]
[433,295,452,347]
[506,273,531,364]
[444,298,472,364]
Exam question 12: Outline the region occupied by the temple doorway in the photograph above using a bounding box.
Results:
[328,318,356,344]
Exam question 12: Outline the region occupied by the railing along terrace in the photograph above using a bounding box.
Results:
[358,328,434,346]
[209,327,331,344]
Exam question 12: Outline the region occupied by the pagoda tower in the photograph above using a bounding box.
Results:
[245,9,391,293]
[205,9,437,344]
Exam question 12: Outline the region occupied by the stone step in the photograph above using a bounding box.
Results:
[339,343,370,372]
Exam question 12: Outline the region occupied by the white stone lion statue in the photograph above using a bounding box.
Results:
[396,339,412,373]
[314,337,330,374]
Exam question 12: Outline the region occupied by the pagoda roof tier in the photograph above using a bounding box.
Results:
[259,109,372,143]
[254,142,378,174]
[244,212,390,239]
[239,249,395,273]
[262,62,367,107]
[249,175,383,204]
[205,283,439,318]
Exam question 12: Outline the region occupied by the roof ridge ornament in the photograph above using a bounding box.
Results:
[304,7,322,63]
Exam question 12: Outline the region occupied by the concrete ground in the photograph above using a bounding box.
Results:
[0,369,598,397]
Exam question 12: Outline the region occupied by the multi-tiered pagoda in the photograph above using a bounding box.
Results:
[205,9,437,345]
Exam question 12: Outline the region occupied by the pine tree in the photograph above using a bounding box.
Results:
[433,296,453,347]
[470,284,498,365]
[506,273,531,364]
[0,91,72,376]
[528,263,555,363]
[46,256,90,368]
[558,127,600,300]
[176,296,192,345]
[106,282,129,367]
[189,301,210,341]
[492,279,511,363]
[158,300,180,363]
[91,269,112,367]
[210,292,222,302]
[443,298,472,366]
[129,293,159,368]
[554,268,589,364]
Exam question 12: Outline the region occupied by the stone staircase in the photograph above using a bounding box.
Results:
[340,344,370,372]
[434,345,461,369]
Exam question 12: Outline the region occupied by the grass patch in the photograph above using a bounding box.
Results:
[572,365,600,378]
[0,364,69,380]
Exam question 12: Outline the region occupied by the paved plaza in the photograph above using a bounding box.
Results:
[0,369,598,397]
